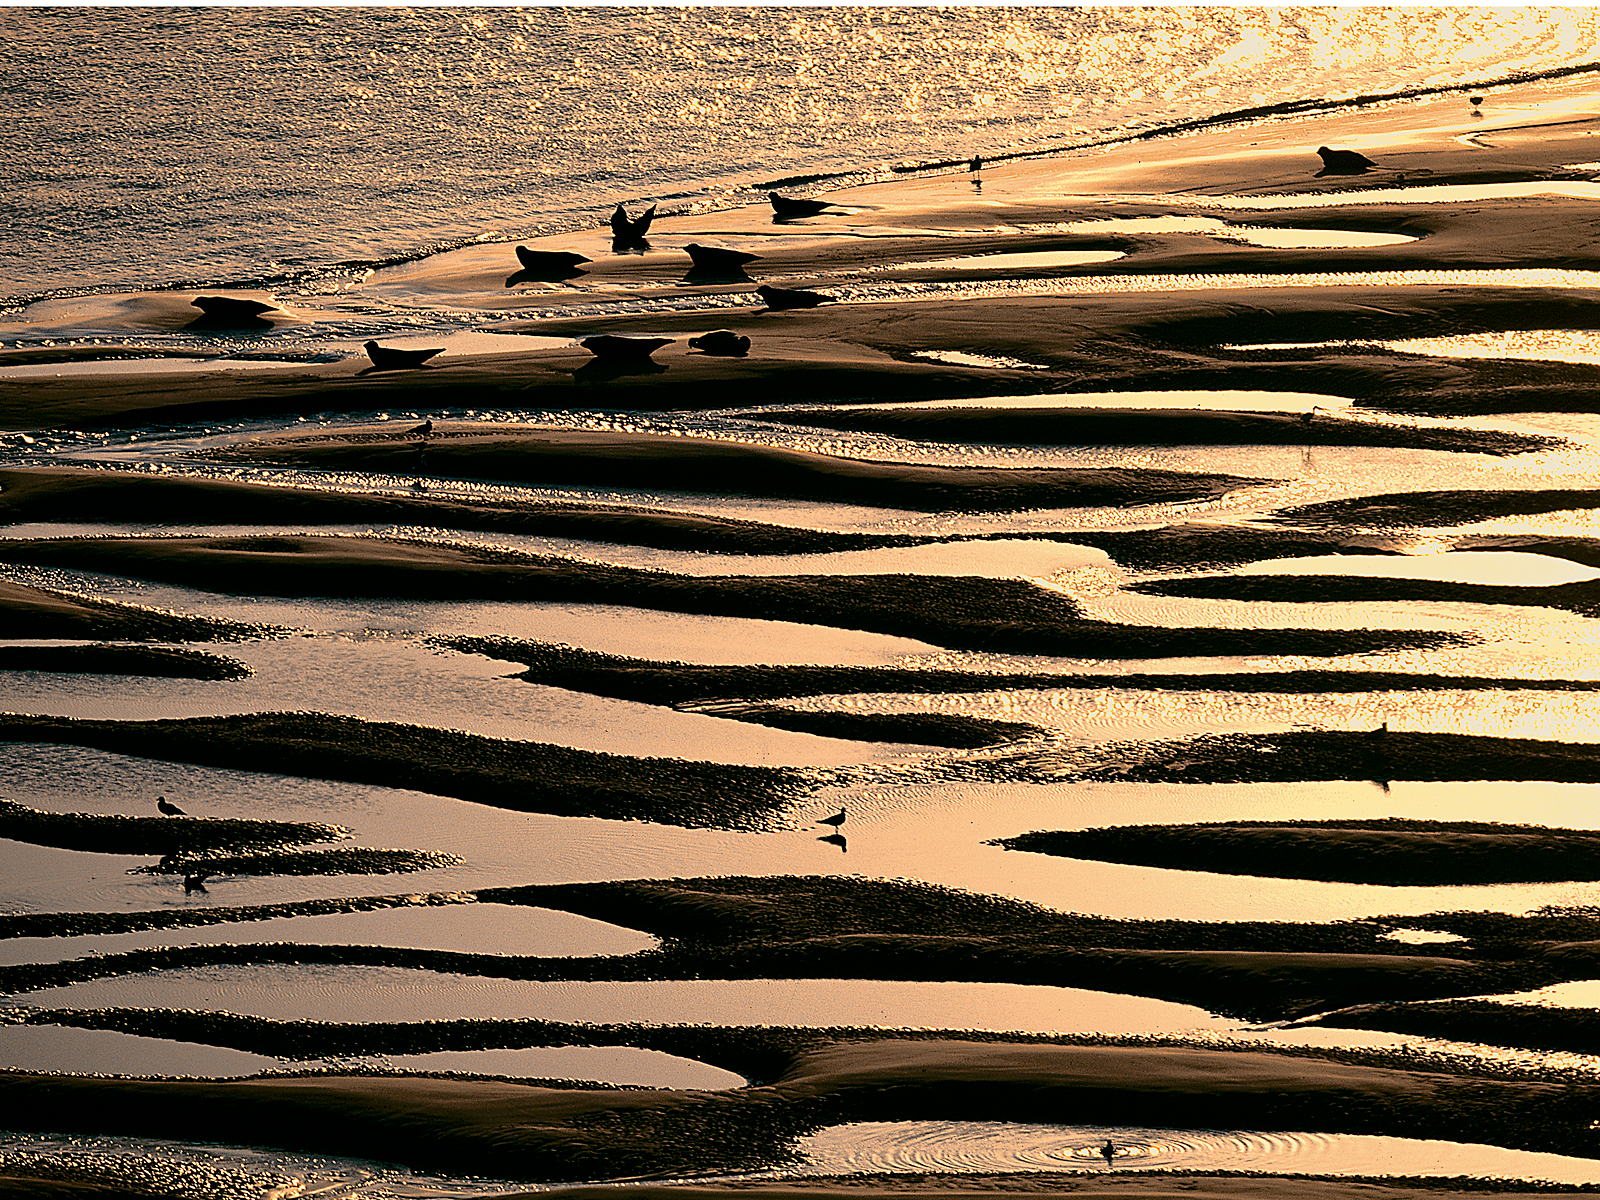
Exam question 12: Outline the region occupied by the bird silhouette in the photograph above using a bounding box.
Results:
[687,330,751,357]
[155,796,185,816]
[817,806,847,829]
[969,154,983,174]
[184,872,209,895]
[1366,721,1389,738]
[407,419,433,438]
[1315,146,1377,176]
[755,284,834,311]
[365,341,445,370]
[769,192,835,220]
[1101,1140,1117,1164]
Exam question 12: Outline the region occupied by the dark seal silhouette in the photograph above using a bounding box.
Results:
[155,796,185,816]
[511,246,592,281]
[684,244,761,274]
[187,296,279,330]
[756,284,834,310]
[364,341,445,370]
[610,203,657,249]
[1315,146,1377,176]
[580,334,673,360]
[687,329,751,357]
[769,192,835,220]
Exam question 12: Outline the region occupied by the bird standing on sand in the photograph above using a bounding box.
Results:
[156,796,185,816]
[755,284,834,311]
[817,806,847,829]
[184,872,209,895]
[1314,146,1377,176]
[1366,721,1389,738]
[1101,1141,1117,1164]
[365,341,445,370]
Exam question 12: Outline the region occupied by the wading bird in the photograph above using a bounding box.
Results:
[817,806,846,829]
[156,796,185,816]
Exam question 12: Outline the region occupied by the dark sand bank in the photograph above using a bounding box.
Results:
[0,798,343,857]
[1132,572,1600,619]
[0,535,1459,659]
[678,702,1046,748]
[757,406,1557,456]
[0,711,809,830]
[1272,490,1600,529]
[0,466,937,555]
[994,819,1600,886]
[202,425,1266,513]
[0,643,250,679]
[128,845,459,879]
[0,579,281,643]
[1,1037,1594,1181]
[1074,731,1600,786]
[444,638,1597,707]
[1306,999,1600,1058]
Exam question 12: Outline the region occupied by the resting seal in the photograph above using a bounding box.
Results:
[687,330,751,357]
[580,335,673,359]
[364,341,445,370]
[755,284,834,311]
[769,192,835,220]
[1315,146,1377,176]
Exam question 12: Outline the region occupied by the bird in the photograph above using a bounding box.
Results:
[1315,146,1377,176]
[184,872,209,895]
[687,329,751,357]
[969,154,983,174]
[155,796,185,816]
[755,284,834,311]
[364,341,445,370]
[817,806,847,829]
[1470,94,1484,109]
[579,334,674,360]
[407,419,433,438]
[684,243,762,276]
[768,192,835,220]
[610,203,656,246]
[190,296,277,321]
[515,246,592,275]
[1365,721,1389,738]
[1101,1140,1117,1164]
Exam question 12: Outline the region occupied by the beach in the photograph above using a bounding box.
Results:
[10,44,1600,1200]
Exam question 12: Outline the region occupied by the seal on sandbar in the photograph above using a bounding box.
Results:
[364,341,445,370]
[515,246,592,274]
[188,296,280,328]
[1315,146,1377,175]
[769,192,835,220]
[580,334,673,359]
[685,244,762,274]
[755,284,834,310]
[687,330,751,357]
[610,203,657,248]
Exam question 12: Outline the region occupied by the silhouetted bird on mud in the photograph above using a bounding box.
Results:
[156,796,185,816]
[184,872,209,895]
[1101,1141,1117,1164]
[817,806,847,829]
[1315,146,1377,176]
[755,284,834,311]
[1366,721,1389,738]
[406,419,433,438]
[365,341,444,370]
[769,192,835,220]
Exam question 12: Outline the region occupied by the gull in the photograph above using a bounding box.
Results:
[365,341,445,370]
[407,419,433,438]
[156,796,186,816]
[817,806,847,829]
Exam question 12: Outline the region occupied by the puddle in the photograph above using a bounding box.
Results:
[1235,550,1600,587]
[892,249,1126,271]
[0,903,658,967]
[1230,329,1600,368]
[1474,978,1600,1008]
[768,389,1352,414]
[908,349,1050,370]
[1187,180,1600,208]
[792,1120,1600,1184]
[1381,928,1468,945]
[11,967,1239,1036]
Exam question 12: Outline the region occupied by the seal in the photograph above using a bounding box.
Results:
[364,341,445,370]
[1315,146,1377,175]
[610,203,657,248]
[188,296,279,328]
[684,244,761,274]
[580,334,673,359]
[768,192,835,219]
[687,330,751,357]
[515,246,592,275]
[755,284,834,310]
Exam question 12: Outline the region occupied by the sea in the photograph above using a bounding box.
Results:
[5,6,1600,314]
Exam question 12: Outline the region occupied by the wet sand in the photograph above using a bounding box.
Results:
[10,72,1600,1194]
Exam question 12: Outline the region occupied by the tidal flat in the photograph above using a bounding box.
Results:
[15,62,1600,1200]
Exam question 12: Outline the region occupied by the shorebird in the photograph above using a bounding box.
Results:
[1366,721,1389,738]
[184,872,209,895]
[817,806,847,829]
[580,334,673,360]
[684,244,762,275]
[364,341,445,370]
[1470,94,1484,110]
[155,796,185,816]
[969,154,983,174]
[1314,146,1376,175]
[768,192,835,220]
[610,203,656,246]
[407,419,433,438]
[755,284,834,311]
[1101,1140,1117,1164]
[687,330,751,357]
